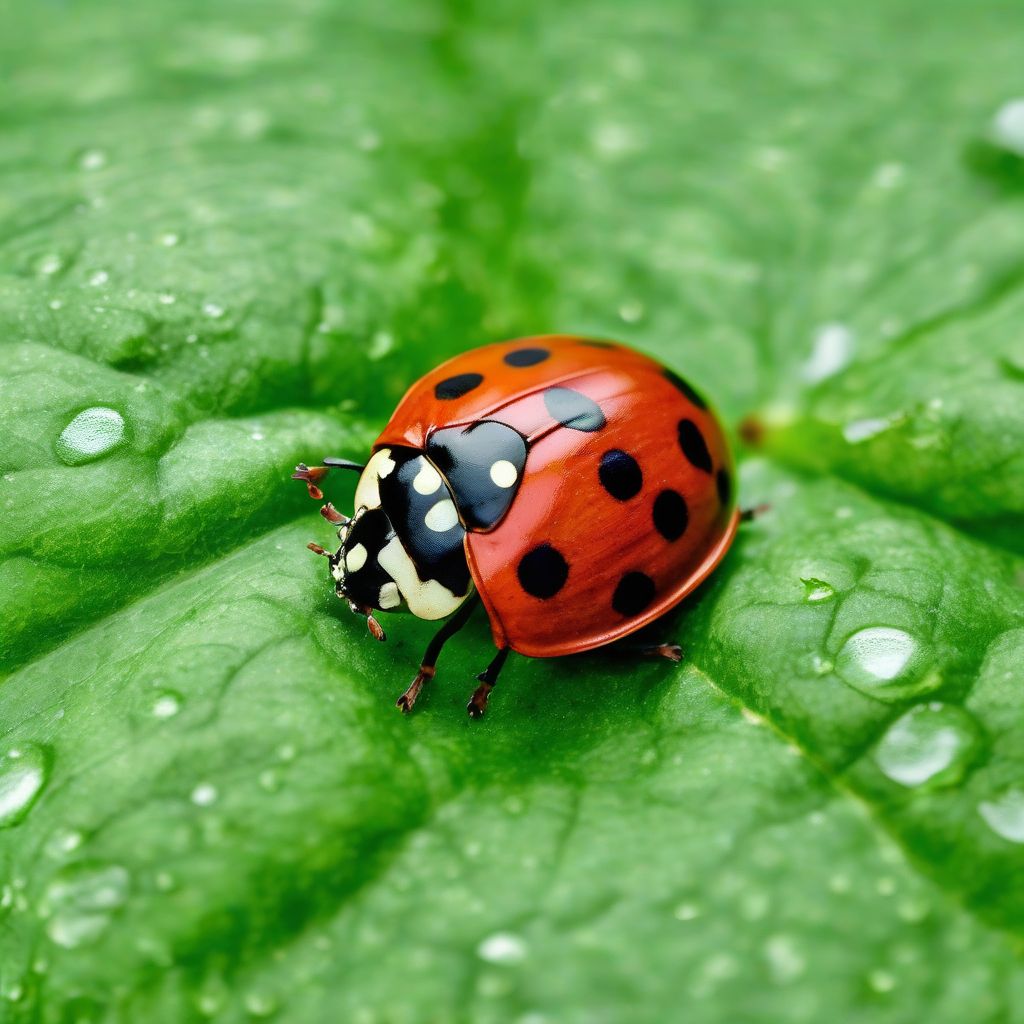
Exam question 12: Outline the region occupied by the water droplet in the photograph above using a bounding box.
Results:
[978,788,1024,843]
[368,330,394,360]
[673,902,700,921]
[874,703,981,788]
[37,254,63,276]
[190,783,217,807]
[618,300,645,323]
[763,934,806,983]
[155,871,175,892]
[250,431,264,442]
[45,828,84,858]
[258,769,279,793]
[1,979,24,1003]
[753,146,787,172]
[803,323,854,383]
[592,122,638,158]
[835,627,932,701]
[801,577,835,603]
[991,98,1024,157]
[0,744,50,828]
[357,130,381,151]
[876,876,897,896]
[829,873,851,894]
[160,233,180,247]
[477,932,527,964]
[48,298,63,310]
[872,162,906,189]
[79,149,107,170]
[202,301,224,318]
[158,293,176,305]
[868,968,896,993]
[277,744,296,762]
[843,416,898,443]
[152,691,182,719]
[245,991,278,1017]
[55,407,126,466]
[88,270,109,287]
[43,863,129,948]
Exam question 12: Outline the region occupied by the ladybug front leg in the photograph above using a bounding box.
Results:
[615,641,684,662]
[396,596,480,714]
[291,458,365,500]
[466,647,510,719]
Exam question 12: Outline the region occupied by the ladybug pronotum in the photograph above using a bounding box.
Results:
[294,335,742,718]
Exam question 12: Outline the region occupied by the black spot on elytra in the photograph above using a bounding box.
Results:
[598,449,643,501]
[612,571,656,617]
[653,489,688,541]
[434,372,483,400]
[664,369,707,410]
[503,347,550,367]
[716,468,731,506]
[517,543,569,599]
[678,419,712,473]
[544,387,606,432]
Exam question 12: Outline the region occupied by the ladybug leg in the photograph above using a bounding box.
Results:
[467,647,510,720]
[740,503,771,522]
[291,458,365,501]
[617,641,683,662]
[396,595,480,714]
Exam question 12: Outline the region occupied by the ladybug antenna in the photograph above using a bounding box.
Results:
[322,457,366,473]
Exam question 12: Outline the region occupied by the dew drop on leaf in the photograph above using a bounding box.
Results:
[477,932,527,964]
[42,863,130,949]
[44,827,84,859]
[55,407,126,466]
[835,627,931,700]
[245,991,278,1017]
[78,148,107,170]
[978,788,1024,844]
[874,703,981,788]
[801,577,835,603]
[991,98,1024,157]
[152,691,182,719]
[190,783,218,807]
[763,933,806,983]
[802,322,854,383]
[868,968,897,993]
[0,744,50,829]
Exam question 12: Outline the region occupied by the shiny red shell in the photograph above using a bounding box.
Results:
[376,335,738,658]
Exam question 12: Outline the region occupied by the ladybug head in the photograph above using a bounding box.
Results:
[310,506,404,642]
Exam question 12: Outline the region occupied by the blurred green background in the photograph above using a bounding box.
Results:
[1,0,1024,1021]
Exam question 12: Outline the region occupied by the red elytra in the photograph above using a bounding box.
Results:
[296,335,740,717]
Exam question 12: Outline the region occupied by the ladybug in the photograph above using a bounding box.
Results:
[294,335,742,718]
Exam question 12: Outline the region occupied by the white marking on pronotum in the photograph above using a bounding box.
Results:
[344,543,367,573]
[377,537,464,620]
[378,582,402,609]
[354,448,394,510]
[412,460,442,495]
[424,499,458,533]
[489,459,517,488]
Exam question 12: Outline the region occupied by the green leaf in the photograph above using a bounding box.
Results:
[2,1,1024,1022]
